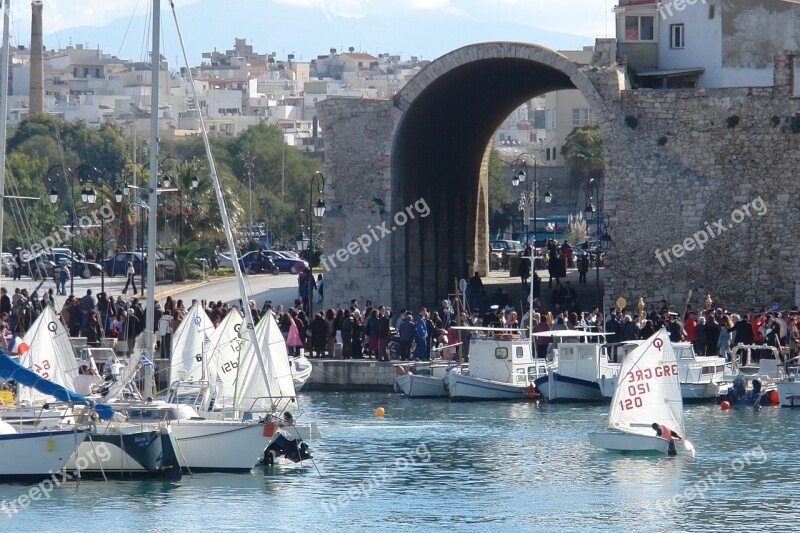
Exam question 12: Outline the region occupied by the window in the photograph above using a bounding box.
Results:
[670,24,685,49]
[624,15,655,41]
[495,347,509,359]
[572,108,591,126]
[546,148,551,161]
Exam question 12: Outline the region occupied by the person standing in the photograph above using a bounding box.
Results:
[122,261,137,295]
[377,310,391,361]
[59,265,70,296]
[704,315,721,356]
[718,315,734,361]
[12,249,21,280]
[577,253,589,285]
[341,309,353,359]
[398,313,416,361]
[414,309,428,360]
[351,311,365,359]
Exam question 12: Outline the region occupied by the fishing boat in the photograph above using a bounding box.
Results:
[672,342,729,401]
[532,331,616,402]
[394,361,464,398]
[775,357,800,407]
[588,330,694,455]
[443,327,548,401]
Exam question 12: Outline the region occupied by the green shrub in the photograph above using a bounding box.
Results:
[625,115,638,130]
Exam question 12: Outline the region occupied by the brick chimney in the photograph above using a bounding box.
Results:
[29,0,44,114]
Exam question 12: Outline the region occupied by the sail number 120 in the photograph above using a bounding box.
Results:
[619,382,651,411]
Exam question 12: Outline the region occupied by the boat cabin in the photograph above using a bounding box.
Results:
[468,335,547,385]
[557,342,620,383]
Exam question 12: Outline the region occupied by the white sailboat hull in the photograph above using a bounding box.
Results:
[0,428,86,480]
[167,419,272,472]
[395,373,447,398]
[588,431,672,454]
[291,356,313,392]
[445,372,535,401]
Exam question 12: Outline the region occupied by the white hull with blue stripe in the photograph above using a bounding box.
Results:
[445,372,535,401]
[534,372,608,402]
[0,423,86,481]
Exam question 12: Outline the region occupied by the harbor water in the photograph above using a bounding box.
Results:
[2,391,798,531]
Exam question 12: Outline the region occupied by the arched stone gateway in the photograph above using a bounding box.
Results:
[317,42,800,312]
[317,42,623,311]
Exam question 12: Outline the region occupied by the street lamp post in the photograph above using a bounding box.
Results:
[511,153,551,249]
[296,172,325,315]
[584,178,612,313]
[47,164,121,294]
[160,156,200,247]
[243,153,256,240]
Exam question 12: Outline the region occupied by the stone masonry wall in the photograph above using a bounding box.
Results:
[315,97,399,309]
[603,61,800,310]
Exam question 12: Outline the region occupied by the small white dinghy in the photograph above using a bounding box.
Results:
[588,329,694,456]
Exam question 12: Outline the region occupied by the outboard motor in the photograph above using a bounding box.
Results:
[261,430,312,466]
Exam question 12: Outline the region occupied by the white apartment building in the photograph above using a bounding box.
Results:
[614,0,800,89]
[542,47,596,167]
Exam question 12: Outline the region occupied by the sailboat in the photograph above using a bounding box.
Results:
[588,329,694,455]
[106,1,314,471]
[0,311,182,479]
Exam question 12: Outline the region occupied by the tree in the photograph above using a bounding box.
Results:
[560,122,604,181]
[487,148,516,237]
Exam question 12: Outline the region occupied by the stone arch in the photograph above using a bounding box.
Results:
[389,42,615,309]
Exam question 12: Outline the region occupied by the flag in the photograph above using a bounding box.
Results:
[140,353,156,372]
[135,197,151,211]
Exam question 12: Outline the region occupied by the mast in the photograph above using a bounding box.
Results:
[143,0,161,397]
[0,0,10,286]
[169,4,277,409]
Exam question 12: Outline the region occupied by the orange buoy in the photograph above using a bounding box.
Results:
[769,390,780,405]
[375,407,385,417]
[720,400,731,410]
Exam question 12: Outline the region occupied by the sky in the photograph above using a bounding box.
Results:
[3,0,615,64]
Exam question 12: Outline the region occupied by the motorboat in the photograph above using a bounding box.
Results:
[588,330,695,455]
[533,331,617,402]
[394,361,464,398]
[672,342,729,401]
[443,328,548,401]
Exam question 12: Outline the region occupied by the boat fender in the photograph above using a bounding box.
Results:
[528,383,536,399]
[395,365,406,376]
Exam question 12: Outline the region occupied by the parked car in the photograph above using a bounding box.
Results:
[103,251,176,277]
[264,250,307,273]
[47,252,103,279]
[218,250,308,274]
[1,252,14,277]
[19,253,55,280]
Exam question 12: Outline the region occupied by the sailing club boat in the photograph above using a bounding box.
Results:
[0,310,181,480]
[108,0,314,471]
[588,329,694,455]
